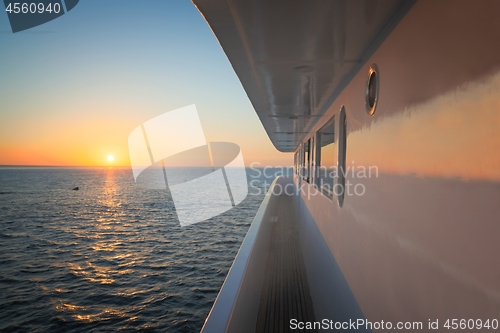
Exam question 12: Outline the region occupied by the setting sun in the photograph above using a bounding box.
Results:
[107,155,114,162]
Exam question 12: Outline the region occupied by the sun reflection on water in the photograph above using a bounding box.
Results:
[55,301,128,323]
[61,168,146,319]
[1,166,260,331]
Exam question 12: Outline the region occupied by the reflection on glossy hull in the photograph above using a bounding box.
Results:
[349,69,500,182]
[197,0,500,331]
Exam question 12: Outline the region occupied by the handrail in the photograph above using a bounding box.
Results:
[200,177,281,333]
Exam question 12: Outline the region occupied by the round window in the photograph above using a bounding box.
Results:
[365,64,379,116]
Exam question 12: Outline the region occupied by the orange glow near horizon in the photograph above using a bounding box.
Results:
[4,71,500,172]
[0,85,294,167]
[0,143,291,167]
[0,108,292,167]
[0,2,294,169]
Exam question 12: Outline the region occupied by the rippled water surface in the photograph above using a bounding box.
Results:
[0,167,284,332]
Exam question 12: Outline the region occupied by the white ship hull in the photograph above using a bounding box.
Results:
[194,0,500,331]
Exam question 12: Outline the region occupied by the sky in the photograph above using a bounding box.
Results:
[0,0,292,167]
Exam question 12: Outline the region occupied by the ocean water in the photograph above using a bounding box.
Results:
[0,167,289,332]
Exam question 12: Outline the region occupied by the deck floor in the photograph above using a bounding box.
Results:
[255,193,317,333]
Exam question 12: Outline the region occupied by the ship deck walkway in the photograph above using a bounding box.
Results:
[255,192,317,333]
[200,177,318,333]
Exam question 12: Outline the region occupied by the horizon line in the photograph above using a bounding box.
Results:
[0,164,293,168]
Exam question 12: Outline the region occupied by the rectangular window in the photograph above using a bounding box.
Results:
[317,117,335,197]
[303,139,310,182]
[299,145,302,178]
[293,152,295,174]
[313,132,320,187]
[294,152,298,174]
[309,135,316,184]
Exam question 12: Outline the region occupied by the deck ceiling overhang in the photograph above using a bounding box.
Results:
[193,0,415,152]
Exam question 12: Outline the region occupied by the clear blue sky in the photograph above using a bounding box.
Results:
[0,0,290,166]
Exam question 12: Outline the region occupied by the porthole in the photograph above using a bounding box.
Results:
[337,106,347,207]
[365,64,379,116]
